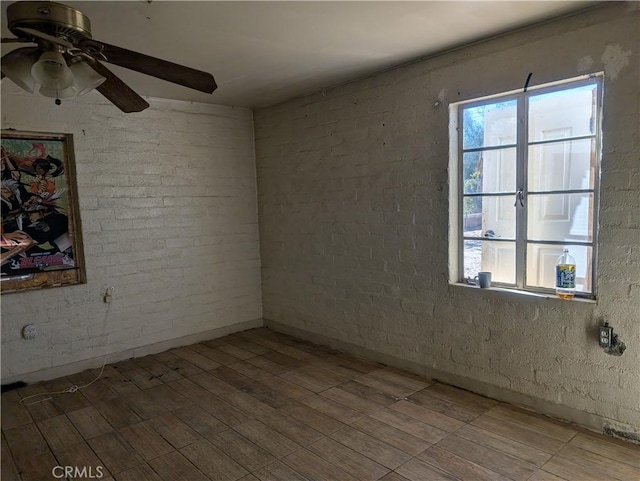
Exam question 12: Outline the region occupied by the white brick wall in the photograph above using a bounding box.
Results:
[1,85,262,380]
[255,3,640,436]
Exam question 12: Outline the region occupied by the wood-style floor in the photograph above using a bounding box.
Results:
[2,328,639,481]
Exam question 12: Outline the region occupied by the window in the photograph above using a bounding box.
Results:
[450,75,602,297]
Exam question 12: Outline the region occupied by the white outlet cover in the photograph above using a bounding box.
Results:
[22,324,37,340]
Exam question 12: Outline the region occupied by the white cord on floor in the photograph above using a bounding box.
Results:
[19,356,108,406]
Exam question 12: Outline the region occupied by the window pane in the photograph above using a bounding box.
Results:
[528,138,596,191]
[464,240,515,284]
[528,84,597,142]
[526,243,592,293]
[463,196,516,239]
[463,100,517,150]
[464,148,516,194]
[527,193,594,242]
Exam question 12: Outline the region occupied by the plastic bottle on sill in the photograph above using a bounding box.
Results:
[556,248,576,300]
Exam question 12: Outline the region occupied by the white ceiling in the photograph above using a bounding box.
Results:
[2,1,597,108]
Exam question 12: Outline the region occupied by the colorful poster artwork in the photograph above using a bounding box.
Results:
[1,135,77,279]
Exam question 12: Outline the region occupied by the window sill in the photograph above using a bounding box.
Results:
[449,282,597,304]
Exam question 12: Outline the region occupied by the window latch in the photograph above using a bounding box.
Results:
[514,190,525,207]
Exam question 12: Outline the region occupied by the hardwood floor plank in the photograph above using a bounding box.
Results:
[15,451,58,481]
[119,421,174,461]
[552,444,640,481]
[486,404,577,442]
[390,400,466,432]
[3,423,49,466]
[1,391,33,431]
[471,413,566,454]
[133,356,184,383]
[172,405,228,438]
[16,383,64,421]
[120,366,164,390]
[234,419,300,458]
[257,376,315,401]
[116,464,163,481]
[418,445,513,481]
[541,454,605,481]
[147,412,201,449]
[37,414,82,450]
[320,386,385,414]
[1,433,20,481]
[282,366,347,392]
[216,344,256,361]
[170,347,221,371]
[329,426,411,470]
[370,407,449,444]
[528,470,571,481]
[94,398,142,429]
[308,436,390,480]
[368,369,430,392]
[168,378,250,426]
[299,394,364,424]
[436,433,538,481]
[228,361,274,381]
[569,432,640,469]
[259,410,324,446]
[180,439,249,480]
[207,429,275,471]
[454,424,551,467]
[190,372,276,418]
[121,390,168,420]
[280,401,346,434]
[88,431,143,474]
[395,457,460,481]
[282,448,360,481]
[193,343,246,365]
[245,355,291,375]
[237,380,293,409]
[99,366,141,395]
[153,351,203,377]
[67,406,114,440]
[253,461,309,481]
[352,416,431,456]
[54,441,111,479]
[353,373,421,399]
[144,384,191,411]
[408,388,486,422]
[261,351,307,370]
[149,450,211,481]
[424,383,498,411]
[338,380,399,406]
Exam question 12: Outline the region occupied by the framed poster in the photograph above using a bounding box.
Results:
[1,130,85,292]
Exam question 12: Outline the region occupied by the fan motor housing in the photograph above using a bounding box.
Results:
[7,1,92,43]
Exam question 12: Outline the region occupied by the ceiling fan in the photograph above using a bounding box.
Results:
[1,1,217,113]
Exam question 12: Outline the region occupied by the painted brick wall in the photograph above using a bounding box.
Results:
[1,84,262,380]
[255,3,640,436]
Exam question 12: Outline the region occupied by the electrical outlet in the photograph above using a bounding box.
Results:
[599,324,613,348]
[22,324,37,340]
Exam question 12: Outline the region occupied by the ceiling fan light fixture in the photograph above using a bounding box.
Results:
[69,60,106,95]
[30,49,73,90]
[1,48,38,93]
[39,85,76,99]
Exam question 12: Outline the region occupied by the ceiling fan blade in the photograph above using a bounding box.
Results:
[15,27,74,49]
[89,61,149,113]
[1,38,31,44]
[82,40,216,94]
